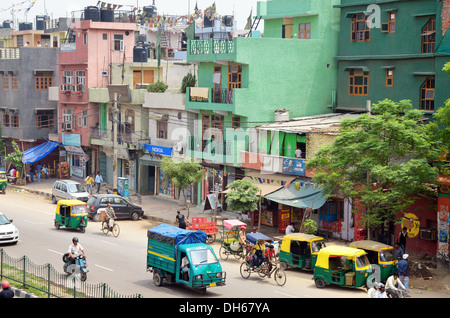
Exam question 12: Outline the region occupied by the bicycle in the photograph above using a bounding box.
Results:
[240,258,287,286]
[102,217,120,237]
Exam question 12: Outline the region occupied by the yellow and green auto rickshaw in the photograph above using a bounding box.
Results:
[0,169,7,194]
[54,200,88,233]
[279,233,326,271]
[313,245,372,289]
[349,240,397,282]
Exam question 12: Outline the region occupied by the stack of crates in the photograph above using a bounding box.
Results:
[188,217,217,235]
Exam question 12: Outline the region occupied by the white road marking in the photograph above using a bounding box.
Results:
[48,249,64,255]
[94,264,114,272]
[274,290,296,298]
[100,240,119,246]
[24,220,44,225]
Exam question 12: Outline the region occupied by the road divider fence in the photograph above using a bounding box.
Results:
[0,248,142,298]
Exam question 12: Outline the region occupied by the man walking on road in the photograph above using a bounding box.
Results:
[95,172,103,194]
[175,211,188,229]
[398,254,410,297]
[85,174,94,195]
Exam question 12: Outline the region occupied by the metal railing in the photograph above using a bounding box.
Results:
[189,39,234,56]
[0,48,20,60]
[0,249,142,298]
[212,88,233,104]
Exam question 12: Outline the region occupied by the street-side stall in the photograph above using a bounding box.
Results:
[265,179,328,233]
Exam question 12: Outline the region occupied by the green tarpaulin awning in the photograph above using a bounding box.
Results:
[265,179,328,209]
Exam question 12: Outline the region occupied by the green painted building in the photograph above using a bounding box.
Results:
[334,0,450,114]
[185,0,341,168]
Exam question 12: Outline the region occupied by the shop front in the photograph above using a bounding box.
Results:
[139,144,192,202]
[61,133,89,180]
[265,179,328,233]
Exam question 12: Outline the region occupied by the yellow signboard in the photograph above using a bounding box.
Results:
[401,213,421,238]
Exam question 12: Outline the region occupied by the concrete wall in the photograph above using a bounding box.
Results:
[0,47,58,141]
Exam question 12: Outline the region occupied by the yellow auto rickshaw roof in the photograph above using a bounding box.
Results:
[284,233,324,242]
[316,246,369,269]
[281,233,325,253]
[57,199,87,206]
[349,240,393,252]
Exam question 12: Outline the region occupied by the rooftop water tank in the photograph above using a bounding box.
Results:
[100,9,114,22]
[133,46,148,63]
[19,22,32,31]
[2,21,12,29]
[36,15,47,30]
[84,6,100,22]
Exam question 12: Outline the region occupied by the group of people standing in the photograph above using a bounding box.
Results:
[369,226,411,298]
[29,162,49,182]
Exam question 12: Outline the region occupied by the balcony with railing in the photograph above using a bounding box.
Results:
[187,39,235,62]
[90,127,139,146]
[186,87,235,113]
[186,134,244,165]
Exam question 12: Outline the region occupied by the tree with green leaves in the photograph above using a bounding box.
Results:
[426,62,450,174]
[306,99,440,239]
[5,141,24,179]
[160,156,204,219]
[225,179,260,229]
[427,99,450,174]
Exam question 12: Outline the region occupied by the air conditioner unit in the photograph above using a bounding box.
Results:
[420,228,437,241]
[63,121,73,131]
[101,70,109,77]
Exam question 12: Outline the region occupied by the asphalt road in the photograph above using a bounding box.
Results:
[0,190,443,300]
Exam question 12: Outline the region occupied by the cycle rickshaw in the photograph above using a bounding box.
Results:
[218,219,248,261]
[239,232,287,286]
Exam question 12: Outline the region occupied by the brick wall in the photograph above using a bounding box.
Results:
[443,0,450,35]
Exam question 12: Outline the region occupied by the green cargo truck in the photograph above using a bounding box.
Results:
[146,224,226,294]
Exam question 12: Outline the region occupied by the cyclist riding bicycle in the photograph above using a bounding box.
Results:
[105,203,117,229]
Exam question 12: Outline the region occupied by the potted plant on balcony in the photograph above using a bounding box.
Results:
[147,80,168,93]
[181,73,197,94]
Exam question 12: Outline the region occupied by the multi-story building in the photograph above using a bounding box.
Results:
[185,0,341,205]
[334,0,450,114]
[55,8,137,180]
[0,17,62,176]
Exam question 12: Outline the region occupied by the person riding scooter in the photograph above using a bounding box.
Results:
[68,237,87,263]
[0,281,14,298]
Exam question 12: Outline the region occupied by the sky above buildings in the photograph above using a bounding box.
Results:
[0,0,261,30]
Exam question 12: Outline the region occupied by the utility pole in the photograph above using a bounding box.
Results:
[113,93,119,192]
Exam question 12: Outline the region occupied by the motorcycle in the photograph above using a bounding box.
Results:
[63,253,88,282]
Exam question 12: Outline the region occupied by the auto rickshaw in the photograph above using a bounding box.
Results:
[0,169,7,194]
[279,233,326,271]
[349,240,397,282]
[313,245,372,289]
[54,200,88,233]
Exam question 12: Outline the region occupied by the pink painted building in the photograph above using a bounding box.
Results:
[58,19,135,178]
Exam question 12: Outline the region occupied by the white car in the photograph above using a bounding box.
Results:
[0,213,19,244]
